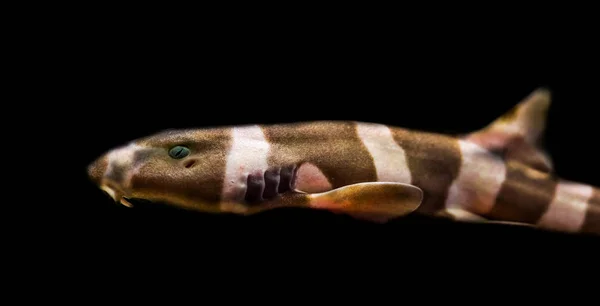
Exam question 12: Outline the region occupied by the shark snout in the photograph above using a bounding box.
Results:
[87,155,108,186]
[88,144,141,206]
[87,156,134,207]
[87,155,128,187]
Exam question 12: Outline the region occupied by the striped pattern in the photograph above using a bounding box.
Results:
[444,140,507,215]
[486,161,557,223]
[220,125,271,212]
[262,121,465,215]
[88,119,600,235]
[591,189,600,206]
[536,182,592,232]
[262,121,377,188]
[355,122,411,184]
[581,190,600,234]
[391,127,463,214]
[483,162,600,234]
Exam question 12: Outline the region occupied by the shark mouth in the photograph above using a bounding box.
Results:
[99,184,158,209]
[121,197,155,207]
[99,183,154,208]
[244,165,297,204]
[100,184,134,208]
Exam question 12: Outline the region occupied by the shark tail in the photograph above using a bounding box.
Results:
[522,178,600,236]
[457,89,600,235]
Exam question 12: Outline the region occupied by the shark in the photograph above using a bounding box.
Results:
[87,88,599,236]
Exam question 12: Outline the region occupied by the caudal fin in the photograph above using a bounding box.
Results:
[464,88,554,172]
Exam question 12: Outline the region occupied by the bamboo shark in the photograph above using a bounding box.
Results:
[87,88,599,235]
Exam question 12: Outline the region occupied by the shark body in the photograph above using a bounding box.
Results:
[87,88,600,236]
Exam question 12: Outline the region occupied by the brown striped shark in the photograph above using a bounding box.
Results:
[87,88,599,236]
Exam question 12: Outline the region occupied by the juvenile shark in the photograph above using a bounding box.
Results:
[87,88,599,235]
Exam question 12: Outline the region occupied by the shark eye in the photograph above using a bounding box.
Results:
[168,145,190,159]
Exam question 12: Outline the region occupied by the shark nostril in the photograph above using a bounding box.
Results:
[184,159,196,168]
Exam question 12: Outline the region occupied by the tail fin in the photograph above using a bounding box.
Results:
[464,88,554,172]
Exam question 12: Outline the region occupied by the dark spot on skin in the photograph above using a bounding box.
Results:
[184,159,196,168]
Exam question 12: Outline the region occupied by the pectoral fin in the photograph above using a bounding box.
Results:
[306,182,423,219]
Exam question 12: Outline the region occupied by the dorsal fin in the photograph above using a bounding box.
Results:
[464,88,554,172]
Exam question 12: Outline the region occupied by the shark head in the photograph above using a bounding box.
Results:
[87,127,237,213]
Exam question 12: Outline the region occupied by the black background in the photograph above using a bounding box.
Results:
[33,15,600,288]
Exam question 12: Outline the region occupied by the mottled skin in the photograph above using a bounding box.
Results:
[88,88,600,235]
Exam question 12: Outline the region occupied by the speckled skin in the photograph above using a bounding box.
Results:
[88,88,600,235]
